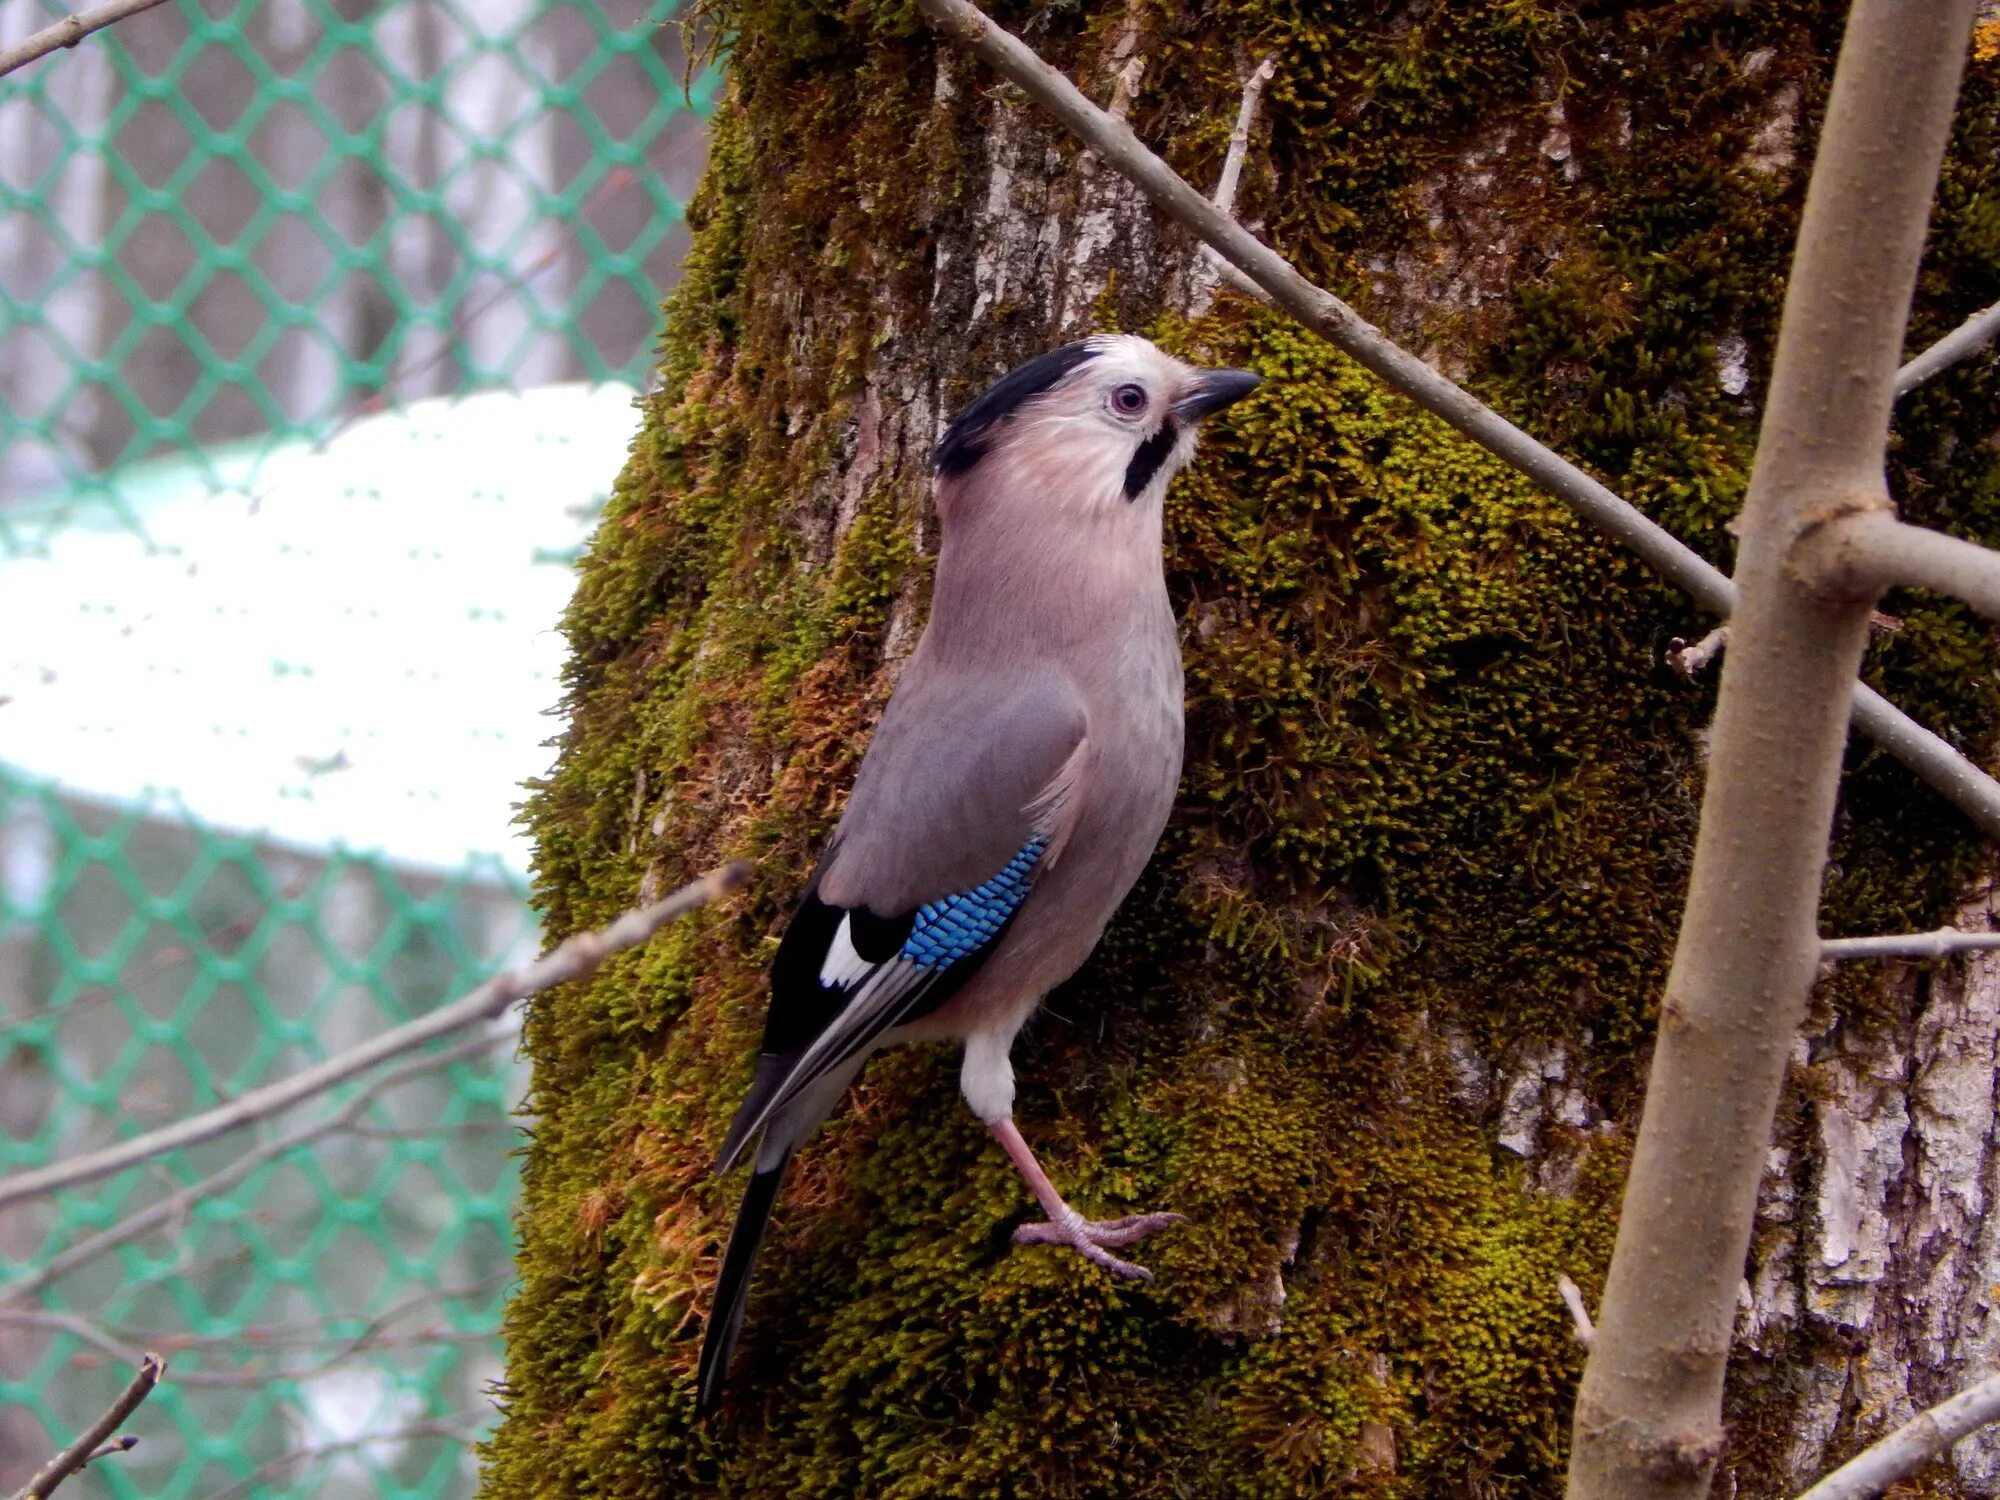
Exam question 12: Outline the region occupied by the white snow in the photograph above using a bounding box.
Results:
[0,382,641,876]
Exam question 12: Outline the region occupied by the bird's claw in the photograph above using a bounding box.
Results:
[1011,1211,1186,1281]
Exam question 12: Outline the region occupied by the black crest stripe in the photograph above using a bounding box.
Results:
[935,340,1099,475]
[1124,421,1178,498]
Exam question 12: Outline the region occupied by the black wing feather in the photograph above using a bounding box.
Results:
[712,884,1010,1174]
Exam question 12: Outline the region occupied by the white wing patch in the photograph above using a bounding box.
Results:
[735,954,939,1148]
[819,914,874,989]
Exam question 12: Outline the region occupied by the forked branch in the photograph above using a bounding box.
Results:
[1802,511,2000,622]
[0,1022,518,1305]
[1568,0,1980,1495]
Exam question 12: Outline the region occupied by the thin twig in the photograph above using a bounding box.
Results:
[0,863,750,1211]
[1659,613,1902,682]
[1666,626,1729,681]
[9,1352,163,1500]
[202,1409,490,1500]
[1188,54,1278,316]
[0,0,173,80]
[1212,55,1277,221]
[1896,298,2000,398]
[0,1310,248,1389]
[1820,928,2000,961]
[0,1023,517,1305]
[1556,1274,1596,1348]
[0,1306,496,1388]
[3,875,314,1034]
[911,0,1730,603]
[1794,1371,2000,1500]
[910,0,2000,843]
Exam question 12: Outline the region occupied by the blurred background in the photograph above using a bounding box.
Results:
[0,1,716,1493]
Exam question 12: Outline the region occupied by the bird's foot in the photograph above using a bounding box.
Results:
[1011,1209,1186,1281]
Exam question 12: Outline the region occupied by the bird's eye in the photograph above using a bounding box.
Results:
[1110,383,1148,417]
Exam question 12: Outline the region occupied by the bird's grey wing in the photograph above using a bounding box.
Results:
[712,668,1088,1171]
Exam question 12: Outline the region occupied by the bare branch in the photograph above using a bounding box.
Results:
[909,0,2000,844]
[1821,927,2000,961]
[202,1409,490,1500]
[1557,1274,1596,1349]
[1805,512,2000,622]
[0,1304,497,1388]
[0,1310,247,1389]
[1847,685,2000,834]
[10,1352,163,1500]
[1187,54,1279,316]
[0,0,173,80]
[1211,55,1277,222]
[1570,1,1980,1494]
[1667,616,1889,682]
[913,0,1726,608]
[0,863,750,1211]
[1794,1371,2000,1500]
[1666,626,1729,681]
[0,1023,517,1305]
[1896,298,2000,398]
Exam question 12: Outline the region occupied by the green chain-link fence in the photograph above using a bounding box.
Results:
[0,3,716,1493]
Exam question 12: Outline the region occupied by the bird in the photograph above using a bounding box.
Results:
[695,333,1261,1416]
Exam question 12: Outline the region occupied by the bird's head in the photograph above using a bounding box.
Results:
[933,334,1261,518]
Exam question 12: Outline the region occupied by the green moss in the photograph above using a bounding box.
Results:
[484,4,2000,1496]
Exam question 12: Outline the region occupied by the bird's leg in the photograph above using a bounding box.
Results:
[989,1115,1184,1282]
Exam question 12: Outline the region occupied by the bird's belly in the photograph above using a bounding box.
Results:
[905,652,1183,1043]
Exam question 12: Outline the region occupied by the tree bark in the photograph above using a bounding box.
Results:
[483,4,2000,1495]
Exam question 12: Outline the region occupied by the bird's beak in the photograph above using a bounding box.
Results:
[1171,368,1262,422]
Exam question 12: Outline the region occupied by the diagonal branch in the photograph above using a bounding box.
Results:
[914,0,1725,608]
[910,0,2000,843]
[202,1409,489,1500]
[1793,1371,2000,1500]
[0,1022,517,1305]
[1896,297,2000,398]
[0,863,749,1211]
[0,0,174,81]
[9,1352,164,1500]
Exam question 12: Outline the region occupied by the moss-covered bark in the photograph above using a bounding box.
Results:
[483,3,2000,1495]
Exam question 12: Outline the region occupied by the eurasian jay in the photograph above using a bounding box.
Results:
[696,334,1261,1414]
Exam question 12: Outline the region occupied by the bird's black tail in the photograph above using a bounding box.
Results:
[695,1147,793,1419]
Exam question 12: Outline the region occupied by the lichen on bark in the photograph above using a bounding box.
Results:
[482,3,2000,1496]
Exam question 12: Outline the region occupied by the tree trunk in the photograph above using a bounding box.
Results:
[481,4,2000,1496]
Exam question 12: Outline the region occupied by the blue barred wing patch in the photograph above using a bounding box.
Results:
[902,837,1048,970]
